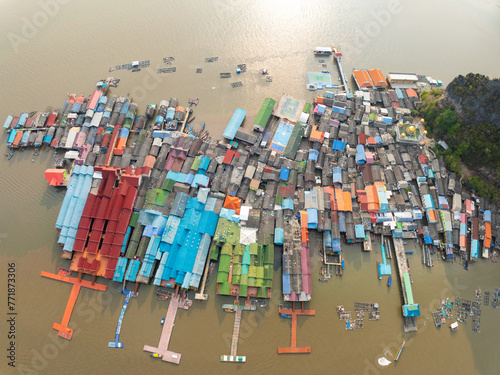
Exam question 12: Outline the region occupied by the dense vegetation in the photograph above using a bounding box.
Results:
[418,73,500,202]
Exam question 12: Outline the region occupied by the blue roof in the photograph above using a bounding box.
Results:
[125,259,141,282]
[403,303,420,317]
[332,106,346,114]
[280,167,290,181]
[282,199,294,210]
[308,149,319,161]
[198,211,218,236]
[274,228,284,245]
[332,166,342,184]
[282,273,291,295]
[223,108,247,140]
[355,224,365,238]
[332,140,346,151]
[484,210,491,222]
[307,208,318,228]
[356,144,366,164]
[382,116,393,124]
[199,157,211,171]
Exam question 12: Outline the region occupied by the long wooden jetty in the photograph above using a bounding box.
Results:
[332,47,350,95]
[108,290,133,348]
[392,238,419,332]
[220,300,256,363]
[41,269,107,340]
[278,302,315,354]
[143,292,191,365]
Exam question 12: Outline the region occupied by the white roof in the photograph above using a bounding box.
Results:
[90,112,103,127]
[299,112,309,123]
[64,150,79,159]
[315,47,332,52]
[388,73,418,81]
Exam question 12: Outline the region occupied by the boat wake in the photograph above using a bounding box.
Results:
[378,357,391,366]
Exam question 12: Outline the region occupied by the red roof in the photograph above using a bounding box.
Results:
[44,169,65,186]
[223,150,235,164]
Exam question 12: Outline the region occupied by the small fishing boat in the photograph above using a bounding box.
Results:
[151,353,162,358]
[280,313,292,319]
[160,317,165,325]
[387,276,392,287]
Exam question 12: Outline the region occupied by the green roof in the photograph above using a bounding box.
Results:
[219,281,231,295]
[209,244,220,261]
[303,102,312,114]
[217,271,229,284]
[129,212,139,227]
[239,284,248,297]
[219,253,231,273]
[403,272,414,305]
[254,98,276,128]
[162,178,175,192]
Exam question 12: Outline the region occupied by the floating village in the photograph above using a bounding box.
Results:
[3,46,499,365]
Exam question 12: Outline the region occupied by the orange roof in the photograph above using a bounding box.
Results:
[343,191,352,212]
[223,196,241,214]
[144,155,156,168]
[316,97,324,104]
[335,189,344,211]
[310,125,324,143]
[460,236,467,248]
[366,185,378,204]
[485,222,491,239]
[300,211,308,228]
[367,69,387,87]
[352,70,373,88]
[44,169,65,186]
[406,88,418,98]
[301,227,309,243]
[428,209,437,223]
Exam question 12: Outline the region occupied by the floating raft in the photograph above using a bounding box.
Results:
[220,73,232,78]
[157,67,176,74]
[109,60,150,72]
[231,81,243,88]
[196,68,202,73]
[163,57,175,64]
[205,57,218,62]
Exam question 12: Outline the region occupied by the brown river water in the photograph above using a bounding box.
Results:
[1,0,499,374]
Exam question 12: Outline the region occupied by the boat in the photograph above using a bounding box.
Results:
[314,47,333,56]
[146,104,156,118]
[151,353,162,358]
[387,276,392,287]
[224,308,236,313]
[336,305,344,313]
[307,84,317,91]
[160,317,165,325]
[280,313,292,319]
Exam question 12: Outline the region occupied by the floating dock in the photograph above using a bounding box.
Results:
[41,269,107,340]
[143,293,191,365]
[277,302,315,354]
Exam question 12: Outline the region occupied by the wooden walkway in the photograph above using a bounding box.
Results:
[278,305,315,354]
[230,309,242,356]
[221,300,254,363]
[144,295,189,365]
[41,270,107,340]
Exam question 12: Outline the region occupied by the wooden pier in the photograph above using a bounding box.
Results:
[392,238,419,332]
[278,302,315,354]
[333,47,350,95]
[41,269,107,340]
[143,293,191,365]
[220,299,256,363]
